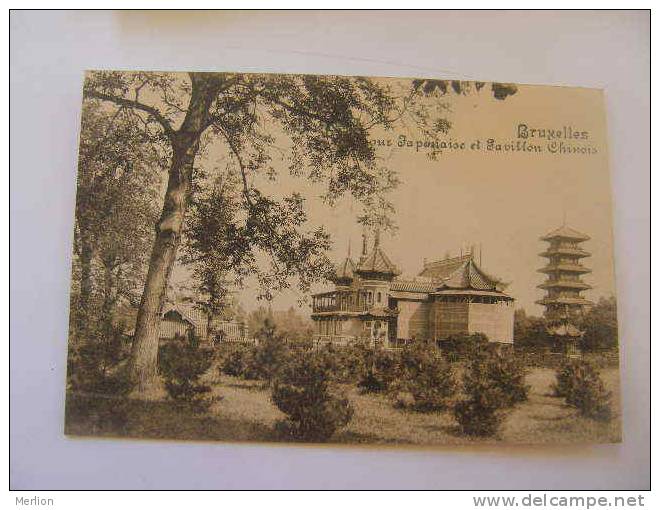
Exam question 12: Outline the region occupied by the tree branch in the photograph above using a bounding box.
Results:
[83,89,176,140]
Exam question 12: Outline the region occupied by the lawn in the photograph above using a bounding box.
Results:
[65,367,621,446]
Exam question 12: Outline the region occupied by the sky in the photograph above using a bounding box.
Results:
[178,77,617,318]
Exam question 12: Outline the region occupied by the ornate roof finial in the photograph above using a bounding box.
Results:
[374,228,381,249]
[348,238,352,258]
[361,229,368,258]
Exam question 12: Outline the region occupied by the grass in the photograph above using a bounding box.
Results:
[65,367,621,446]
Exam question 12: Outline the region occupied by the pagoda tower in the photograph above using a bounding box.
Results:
[537,225,593,356]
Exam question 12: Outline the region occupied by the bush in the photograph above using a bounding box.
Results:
[272,350,354,442]
[553,359,613,421]
[463,346,529,407]
[440,333,489,362]
[320,343,367,384]
[357,347,399,393]
[67,322,133,396]
[453,346,524,437]
[454,388,506,437]
[219,322,289,383]
[390,342,457,411]
[220,347,253,378]
[159,335,213,411]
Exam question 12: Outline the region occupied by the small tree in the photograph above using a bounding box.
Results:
[390,342,457,411]
[250,319,290,384]
[272,351,354,442]
[553,359,613,421]
[159,334,213,411]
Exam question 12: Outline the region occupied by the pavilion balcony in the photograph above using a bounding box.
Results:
[311,290,378,314]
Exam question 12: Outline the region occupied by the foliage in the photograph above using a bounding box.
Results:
[390,342,457,411]
[247,306,315,344]
[72,102,163,331]
[159,335,214,411]
[319,343,367,384]
[67,322,133,396]
[180,172,241,336]
[514,298,619,354]
[553,359,613,421]
[513,309,553,350]
[272,350,354,442]
[453,345,527,437]
[217,322,289,383]
[463,346,530,407]
[578,297,619,352]
[440,333,489,361]
[357,347,400,393]
[220,346,258,379]
[412,79,518,101]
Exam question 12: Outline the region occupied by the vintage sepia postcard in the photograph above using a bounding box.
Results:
[65,71,621,446]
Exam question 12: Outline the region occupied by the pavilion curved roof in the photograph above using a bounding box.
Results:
[418,255,506,292]
[356,246,400,276]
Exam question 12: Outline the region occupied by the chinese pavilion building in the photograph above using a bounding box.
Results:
[311,234,514,347]
[536,225,593,355]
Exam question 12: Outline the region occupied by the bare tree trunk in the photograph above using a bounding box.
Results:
[128,74,223,396]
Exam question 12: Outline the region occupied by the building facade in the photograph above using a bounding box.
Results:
[311,235,514,347]
[159,302,249,344]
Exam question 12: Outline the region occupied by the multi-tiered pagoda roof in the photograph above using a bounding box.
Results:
[536,224,593,313]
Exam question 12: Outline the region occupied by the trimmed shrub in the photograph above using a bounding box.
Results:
[272,351,354,442]
[453,346,523,437]
[357,347,399,393]
[390,342,457,411]
[159,335,213,411]
[463,346,529,407]
[553,359,613,421]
